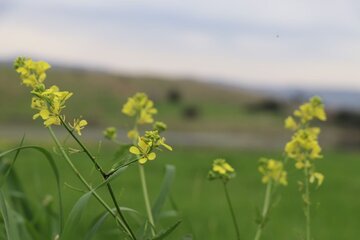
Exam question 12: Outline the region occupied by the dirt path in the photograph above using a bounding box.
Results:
[0,125,288,149]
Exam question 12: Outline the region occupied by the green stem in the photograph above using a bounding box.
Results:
[58,118,136,240]
[304,167,311,240]
[131,120,156,236]
[139,164,156,236]
[223,181,240,240]
[60,117,106,176]
[48,127,135,239]
[48,129,117,225]
[106,158,139,177]
[254,180,272,240]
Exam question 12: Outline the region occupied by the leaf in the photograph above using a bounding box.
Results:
[0,137,34,225]
[159,210,178,219]
[0,190,21,240]
[0,135,25,187]
[152,165,176,223]
[61,192,92,239]
[0,146,64,234]
[84,211,110,240]
[84,207,139,240]
[151,220,182,240]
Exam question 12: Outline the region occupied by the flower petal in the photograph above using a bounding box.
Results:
[148,152,156,160]
[138,158,147,164]
[129,146,140,155]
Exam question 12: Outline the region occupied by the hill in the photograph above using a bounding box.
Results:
[0,63,284,133]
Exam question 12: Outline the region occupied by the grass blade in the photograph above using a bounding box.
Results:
[152,165,176,223]
[0,146,64,234]
[84,211,110,240]
[0,135,25,187]
[61,192,92,239]
[0,190,21,240]
[85,207,140,240]
[151,220,182,240]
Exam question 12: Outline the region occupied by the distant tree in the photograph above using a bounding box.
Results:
[333,110,360,129]
[246,98,283,114]
[167,88,182,104]
[182,105,200,120]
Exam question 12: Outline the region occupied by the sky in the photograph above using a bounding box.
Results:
[1,0,360,90]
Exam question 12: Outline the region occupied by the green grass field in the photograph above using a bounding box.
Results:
[2,142,359,240]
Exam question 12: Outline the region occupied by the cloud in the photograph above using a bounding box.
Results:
[2,0,360,90]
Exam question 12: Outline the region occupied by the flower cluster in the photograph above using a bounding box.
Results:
[122,93,172,164]
[70,118,88,136]
[122,93,157,125]
[122,93,159,141]
[14,57,50,88]
[284,96,326,186]
[153,121,167,133]
[14,57,86,135]
[258,158,287,186]
[208,159,235,182]
[129,130,172,164]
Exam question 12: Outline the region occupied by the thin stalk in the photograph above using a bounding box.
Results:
[60,118,106,176]
[48,127,135,239]
[105,158,139,177]
[254,181,273,240]
[223,181,240,240]
[48,129,120,228]
[58,118,136,240]
[131,121,156,236]
[304,167,311,240]
[139,164,156,237]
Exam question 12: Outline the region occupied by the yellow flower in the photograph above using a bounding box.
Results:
[285,116,297,130]
[208,159,235,181]
[284,96,326,187]
[309,172,324,186]
[122,93,158,124]
[213,159,234,174]
[129,129,172,164]
[129,138,156,164]
[44,116,61,127]
[293,96,326,123]
[31,87,72,127]
[153,121,167,132]
[258,158,287,186]
[14,57,51,88]
[127,129,139,141]
[14,58,74,127]
[70,118,88,136]
[157,137,173,151]
[143,130,173,151]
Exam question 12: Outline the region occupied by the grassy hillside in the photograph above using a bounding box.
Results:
[0,63,284,132]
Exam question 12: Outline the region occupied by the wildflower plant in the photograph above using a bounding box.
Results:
[104,92,174,237]
[208,158,236,182]
[7,57,181,240]
[284,96,326,240]
[254,158,287,240]
[13,57,138,239]
[258,158,287,186]
[208,159,240,240]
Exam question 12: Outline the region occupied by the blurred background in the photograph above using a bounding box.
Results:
[1,1,360,239]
